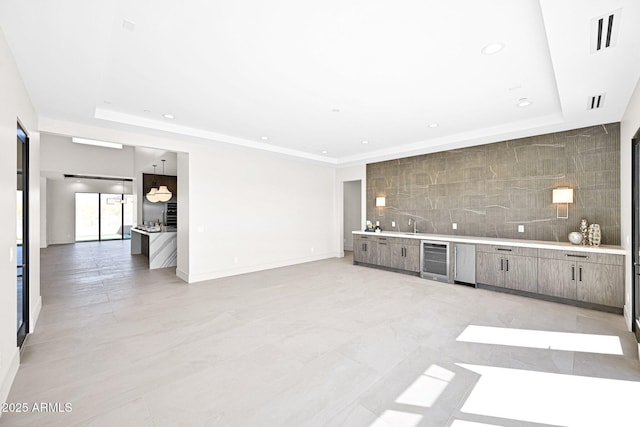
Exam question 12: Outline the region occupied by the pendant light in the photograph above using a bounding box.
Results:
[146,165,161,203]
[155,159,173,202]
[107,179,128,204]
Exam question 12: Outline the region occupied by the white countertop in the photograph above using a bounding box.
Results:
[352,230,625,255]
[131,228,177,237]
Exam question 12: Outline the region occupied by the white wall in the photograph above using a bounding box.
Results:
[186,144,338,282]
[621,77,640,330]
[41,133,135,178]
[0,28,40,407]
[46,178,134,245]
[343,181,362,251]
[336,165,367,256]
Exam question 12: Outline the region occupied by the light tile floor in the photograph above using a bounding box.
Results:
[2,241,639,426]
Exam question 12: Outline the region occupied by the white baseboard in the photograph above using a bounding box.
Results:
[624,304,632,331]
[0,348,20,411]
[176,268,189,283]
[30,295,42,333]
[185,252,340,284]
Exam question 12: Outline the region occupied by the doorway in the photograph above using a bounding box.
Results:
[632,128,640,343]
[17,123,29,348]
[343,180,362,251]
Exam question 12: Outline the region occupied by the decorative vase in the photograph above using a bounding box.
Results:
[588,224,601,246]
[568,231,583,245]
[580,219,589,245]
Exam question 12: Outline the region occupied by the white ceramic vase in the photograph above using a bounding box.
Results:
[588,223,601,246]
[568,231,583,245]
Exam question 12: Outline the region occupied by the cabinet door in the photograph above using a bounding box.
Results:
[577,263,624,308]
[403,243,421,273]
[376,241,392,268]
[504,255,537,293]
[388,242,405,270]
[353,237,366,263]
[476,252,504,287]
[354,236,376,264]
[537,258,576,299]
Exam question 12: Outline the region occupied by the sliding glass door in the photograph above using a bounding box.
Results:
[633,130,640,343]
[75,192,133,242]
[17,123,29,348]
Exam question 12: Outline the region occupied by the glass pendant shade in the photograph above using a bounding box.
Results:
[146,187,160,203]
[155,185,172,202]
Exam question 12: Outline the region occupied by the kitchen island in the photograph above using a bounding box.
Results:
[131,228,177,269]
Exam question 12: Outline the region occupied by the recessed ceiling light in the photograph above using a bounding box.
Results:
[516,98,532,107]
[261,136,268,141]
[321,150,328,154]
[163,113,175,119]
[361,140,369,144]
[481,42,505,55]
[428,123,439,128]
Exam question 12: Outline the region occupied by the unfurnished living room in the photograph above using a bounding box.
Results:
[2,1,640,426]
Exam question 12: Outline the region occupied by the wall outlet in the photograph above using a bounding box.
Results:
[452,223,457,230]
[518,225,525,233]
[375,221,380,226]
[391,221,396,227]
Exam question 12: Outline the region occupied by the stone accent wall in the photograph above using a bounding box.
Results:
[367,122,620,245]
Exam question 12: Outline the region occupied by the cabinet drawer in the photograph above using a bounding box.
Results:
[537,249,624,266]
[476,244,537,257]
[391,237,420,246]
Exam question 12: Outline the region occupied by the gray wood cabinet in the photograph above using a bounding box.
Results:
[354,235,377,265]
[476,251,504,287]
[353,234,419,274]
[537,249,624,308]
[476,245,537,292]
[390,238,420,273]
[354,233,624,313]
[537,258,576,299]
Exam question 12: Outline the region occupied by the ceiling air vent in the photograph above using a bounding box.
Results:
[590,9,620,53]
[587,93,606,110]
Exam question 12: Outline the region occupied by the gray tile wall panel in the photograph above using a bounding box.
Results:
[366,122,621,244]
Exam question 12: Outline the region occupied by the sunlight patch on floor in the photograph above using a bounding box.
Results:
[457,325,623,355]
[457,363,639,427]
[394,364,455,408]
[450,420,503,427]
[368,409,422,427]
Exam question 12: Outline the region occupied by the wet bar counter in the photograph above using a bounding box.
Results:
[131,228,177,269]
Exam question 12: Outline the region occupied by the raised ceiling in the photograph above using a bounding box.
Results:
[1,0,639,164]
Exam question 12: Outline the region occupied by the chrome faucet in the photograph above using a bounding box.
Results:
[408,218,418,233]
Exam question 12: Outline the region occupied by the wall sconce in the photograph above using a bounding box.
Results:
[376,196,386,216]
[552,187,573,219]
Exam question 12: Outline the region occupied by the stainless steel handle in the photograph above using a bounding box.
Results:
[565,254,589,259]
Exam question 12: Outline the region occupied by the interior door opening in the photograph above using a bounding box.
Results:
[343,180,362,253]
